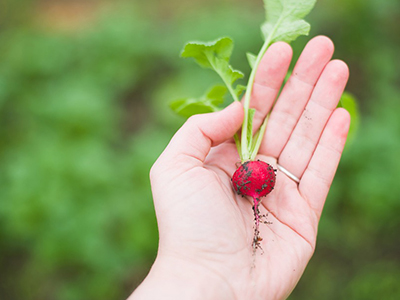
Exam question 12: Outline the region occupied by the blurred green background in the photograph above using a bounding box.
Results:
[0,0,399,299]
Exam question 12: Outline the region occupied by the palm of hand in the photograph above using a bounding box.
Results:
[161,143,316,300]
[150,36,350,300]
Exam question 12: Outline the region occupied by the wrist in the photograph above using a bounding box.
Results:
[129,251,235,300]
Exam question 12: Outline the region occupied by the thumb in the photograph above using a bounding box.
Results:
[157,102,243,168]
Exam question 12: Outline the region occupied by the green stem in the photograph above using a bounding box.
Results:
[240,39,271,161]
[250,113,269,160]
[204,52,242,158]
[205,52,240,103]
[240,14,284,162]
[233,133,243,161]
[221,75,240,102]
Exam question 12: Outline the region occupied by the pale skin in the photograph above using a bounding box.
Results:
[130,36,350,300]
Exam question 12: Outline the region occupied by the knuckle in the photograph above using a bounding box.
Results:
[186,114,202,126]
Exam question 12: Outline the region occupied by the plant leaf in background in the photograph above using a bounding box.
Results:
[169,85,227,118]
[180,37,244,102]
[261,0,316,44]
[338,91,360,144]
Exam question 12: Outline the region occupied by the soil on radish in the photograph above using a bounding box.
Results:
[231,160,276,253]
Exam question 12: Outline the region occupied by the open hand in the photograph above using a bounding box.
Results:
[131,36,350,300]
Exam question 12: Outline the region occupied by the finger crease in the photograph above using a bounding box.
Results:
[253,80,280,93]
[291,72,317,89]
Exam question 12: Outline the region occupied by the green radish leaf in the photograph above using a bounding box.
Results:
[181,37,233,68]
[181,37,244,101]
[234,84,246,99]
[227,66,245,85]
[173,0,319,162]
[338,91,360,144]
[261,0,316,44]
[205,85,228,103]
[170,99,217,118]
[170,85,227,118]
[247,108,256,152]
[246,52,257,69]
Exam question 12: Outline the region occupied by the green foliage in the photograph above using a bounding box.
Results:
[345,262,400,300]
[171,0,318,162]
[180,37,244,102]
[261,0,316,43]
[338,91,360,143]
[0,3,165,299]
[0,0,399,300]
[243,0,316,161]
[246,52,257,69]
[169,85,227,117]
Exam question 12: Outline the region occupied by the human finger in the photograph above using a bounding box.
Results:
[152,101,244,175]
[260,36,334,157]
[246,41,292,131]
[299,108,350,219]
[277,59,349,179]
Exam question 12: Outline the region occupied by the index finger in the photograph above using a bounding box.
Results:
[245,41,292,132]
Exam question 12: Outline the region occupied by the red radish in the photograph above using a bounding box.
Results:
[231,160,276,252]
